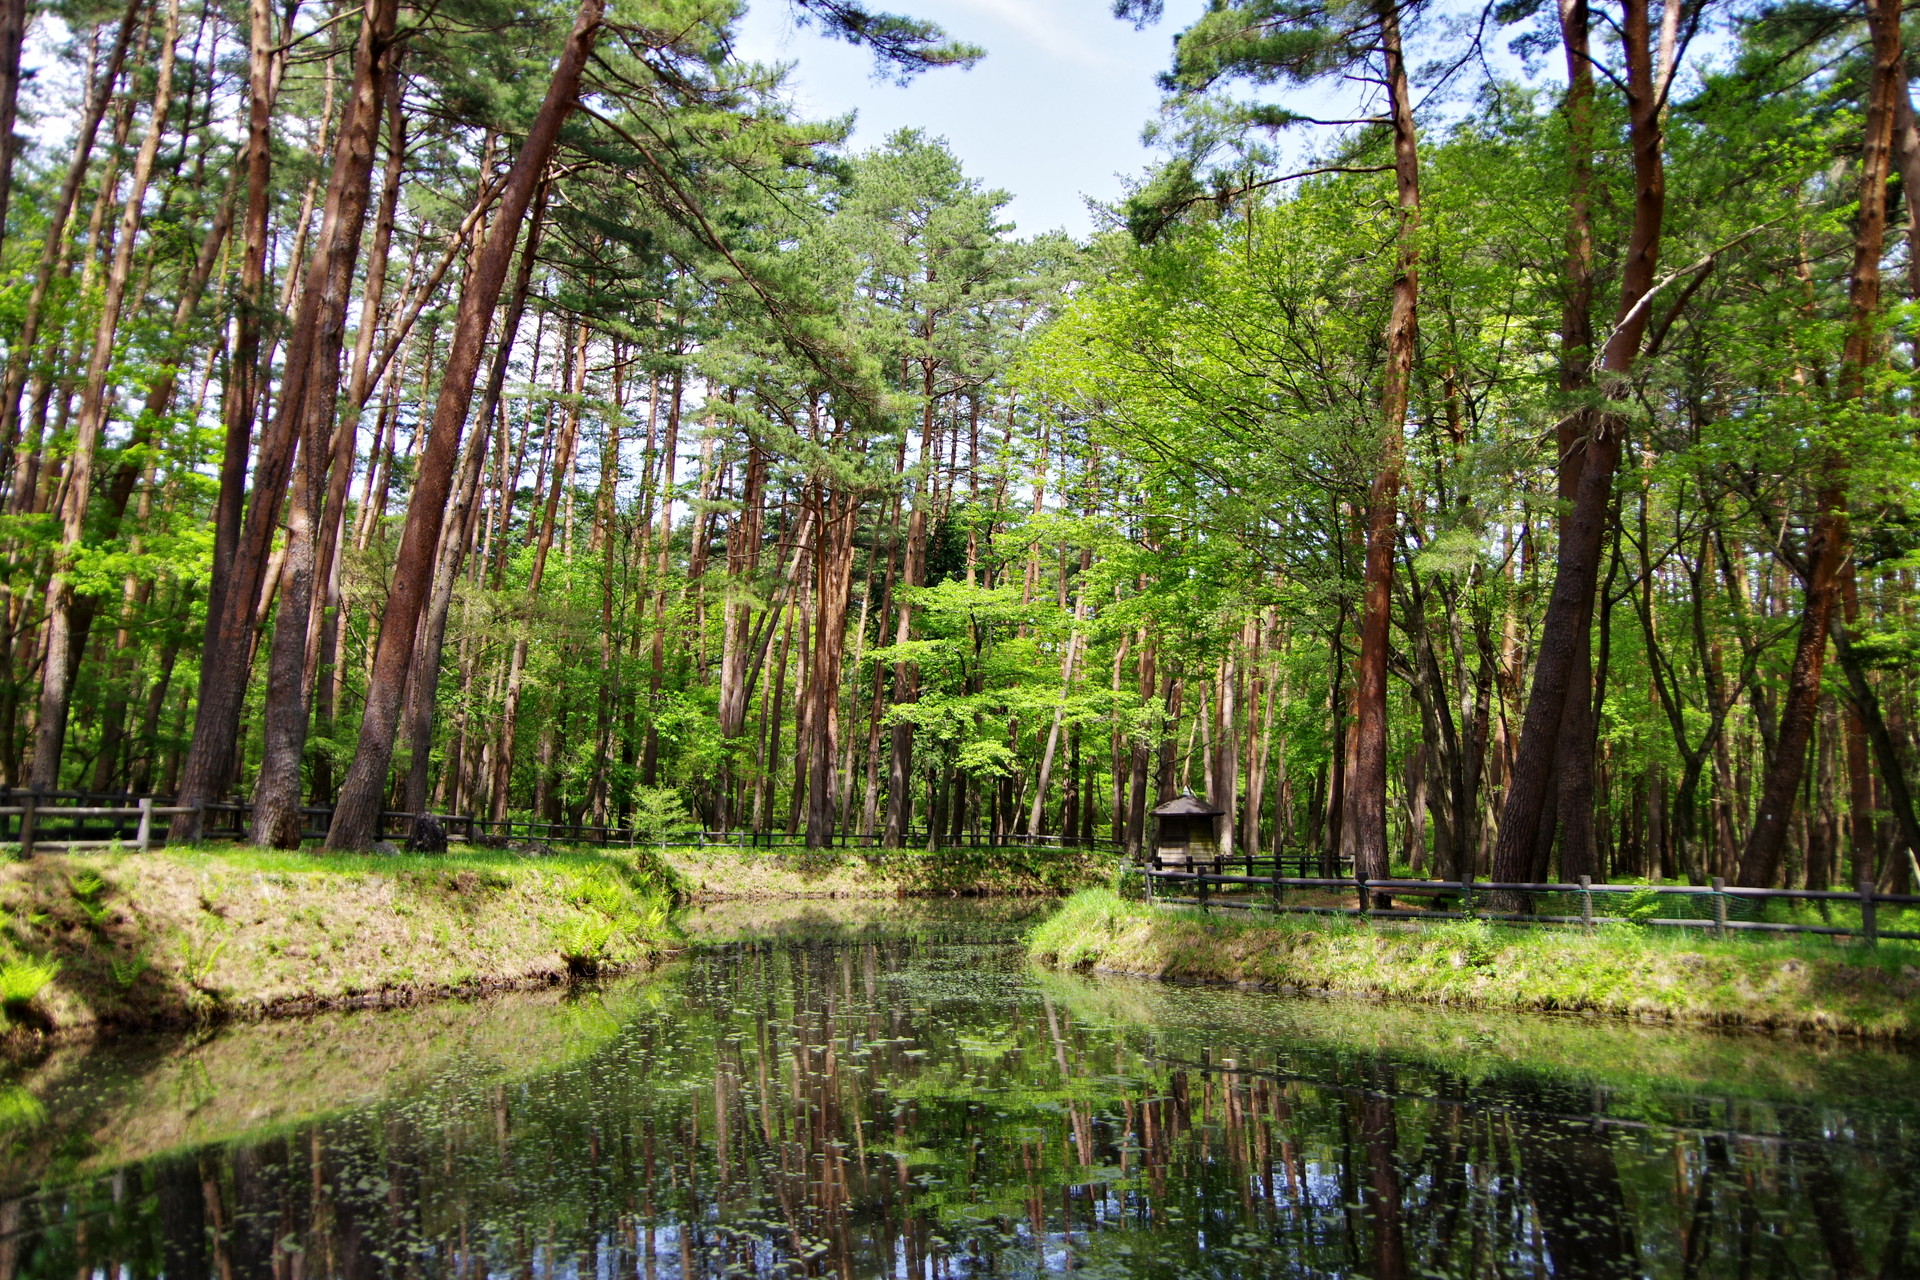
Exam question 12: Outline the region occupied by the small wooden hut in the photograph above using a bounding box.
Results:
[1151,792,1226,871]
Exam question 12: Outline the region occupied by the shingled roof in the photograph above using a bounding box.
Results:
[1152,792,1224,818]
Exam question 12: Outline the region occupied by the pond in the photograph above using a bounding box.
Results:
[3,898,1916,1278]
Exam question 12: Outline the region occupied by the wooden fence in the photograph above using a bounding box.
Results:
[1136,862,1919,944]
[0,789,1122,857]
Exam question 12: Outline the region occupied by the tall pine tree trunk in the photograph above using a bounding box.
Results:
[1493,0,1671,896]
[1737,0,1900,885]
[327,0,604,849]
[402,192,542,817]
[1348,0,1422,890]
[250,0,398,845]
[29,0,180,789]
[882,503,927,845]
[168,0,287,839]
[1547,0,1601,883]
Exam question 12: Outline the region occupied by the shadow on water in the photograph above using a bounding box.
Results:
[1,899,1916,1277]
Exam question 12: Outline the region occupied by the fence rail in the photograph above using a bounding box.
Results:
[0,789,1122,857]
[1135,862,1918,945]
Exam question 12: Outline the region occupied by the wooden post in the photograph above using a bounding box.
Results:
[1711,877,1728,940]
[19,792,37,857]
[1861,877,1879,946]
[136,797,153,852]
[1579,874,1594,933]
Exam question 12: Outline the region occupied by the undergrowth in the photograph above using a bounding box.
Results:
[1029,888,1920,1039]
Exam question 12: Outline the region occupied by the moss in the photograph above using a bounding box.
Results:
[0,845,683,1035]
[1029,889,1920,1040]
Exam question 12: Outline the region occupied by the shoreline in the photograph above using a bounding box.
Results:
[0,845,1103,1043]
[1029,888,1920,1042]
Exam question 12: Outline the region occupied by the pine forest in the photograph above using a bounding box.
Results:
[3,0,1919,896]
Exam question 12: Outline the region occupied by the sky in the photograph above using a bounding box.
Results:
[731,0,1210,240]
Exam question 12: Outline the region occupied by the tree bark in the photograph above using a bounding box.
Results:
[1493,0,1670,896]
[1547,0,1601,882]
[28,0,180,790]
[805,484,857,847]
[250,0,399,846]
[1737,0,1899,886]
[327,0,604,849]
[490,321,582,822]
[1349,0,1421,889]
[0,0,142,473]
[882,502,927,846]
[402,190,542,817]
[167,0,286,840]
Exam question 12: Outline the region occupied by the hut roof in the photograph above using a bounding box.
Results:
[1152,792,1225,818]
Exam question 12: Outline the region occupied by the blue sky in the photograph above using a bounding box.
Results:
[732,0,1210,239]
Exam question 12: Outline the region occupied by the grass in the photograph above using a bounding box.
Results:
[0,843,684,1034]
[666,843,1105,900]
[1029,887,1920,1040]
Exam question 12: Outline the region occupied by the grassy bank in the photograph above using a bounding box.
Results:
[0,846,680,1035]
[1029,888,1920,1040]
[1,974,665,1191]
[666,844,1104,900]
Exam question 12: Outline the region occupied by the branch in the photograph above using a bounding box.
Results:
[1594,218,1784,372]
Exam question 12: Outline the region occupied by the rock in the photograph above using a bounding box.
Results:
[406,815,449,854]
[372,841,403,856]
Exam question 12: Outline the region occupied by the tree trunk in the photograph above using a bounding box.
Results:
[1027,585,1088,837]
[327,0,604,849]
[1493,0,1670,895]
[1349,0,1421,889]
[28,0,180,790]
[805,485,857,847]
[1737,0,1899,886]
[167,0,288,840]
[0,0,142,469]
[402,190,543,817]
[882,503,927,845]
[250,0,399,846]
[1125,630,1156,859]
[490,321,581,823]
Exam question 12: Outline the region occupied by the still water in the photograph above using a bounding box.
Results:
[2,900,1916,1278]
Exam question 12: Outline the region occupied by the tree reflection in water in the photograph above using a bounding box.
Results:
[2,927,1914,1278]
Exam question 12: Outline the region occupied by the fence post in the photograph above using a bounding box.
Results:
[19,792,37,857]
[1579,875,1594,933]
[1711,877,1728,940]
[136,797,153,852]
[1197,863,1210,910]
[1860,878,1879,946]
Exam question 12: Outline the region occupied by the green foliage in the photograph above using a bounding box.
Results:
[1031,890,1920,1038]
[0,956,59,1009]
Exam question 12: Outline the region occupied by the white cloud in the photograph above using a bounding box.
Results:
[947,0,1114,67]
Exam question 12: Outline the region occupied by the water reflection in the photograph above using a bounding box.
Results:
[3,917,1915,1278]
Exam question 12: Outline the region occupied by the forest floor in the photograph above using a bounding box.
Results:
[1029,888,1920,1040]
[0,846,680,1037]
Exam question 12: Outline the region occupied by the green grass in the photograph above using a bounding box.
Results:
[666,843,1105,900]
[0,844,685,1034]
[1029,888,1920,1040]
